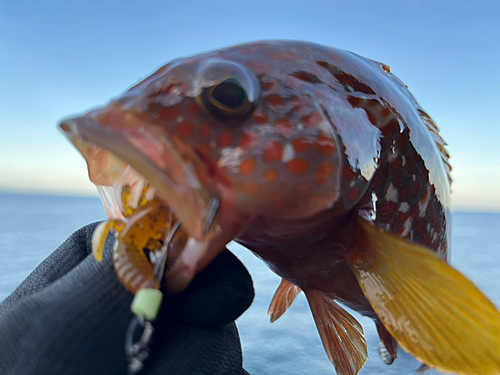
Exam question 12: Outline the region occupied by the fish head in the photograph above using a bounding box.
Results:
[59,41,362,293]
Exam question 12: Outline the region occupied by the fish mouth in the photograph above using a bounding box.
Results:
[59,110,240,294]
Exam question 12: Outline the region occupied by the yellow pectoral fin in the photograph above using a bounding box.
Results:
[347,218,500,375]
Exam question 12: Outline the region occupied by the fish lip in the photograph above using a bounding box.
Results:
[59,114,217,241]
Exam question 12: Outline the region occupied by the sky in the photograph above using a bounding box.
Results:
[1,0,499,212]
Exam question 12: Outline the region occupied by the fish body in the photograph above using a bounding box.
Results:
[60,41,500,375]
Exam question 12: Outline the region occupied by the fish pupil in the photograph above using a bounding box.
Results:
[211,78,247,109]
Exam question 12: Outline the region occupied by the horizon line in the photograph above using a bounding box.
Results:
[1,188,498,215]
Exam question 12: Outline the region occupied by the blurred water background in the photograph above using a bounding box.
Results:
[0,192,498,374]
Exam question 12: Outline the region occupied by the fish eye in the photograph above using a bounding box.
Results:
[203,78,250,116]
[196,60,259,120]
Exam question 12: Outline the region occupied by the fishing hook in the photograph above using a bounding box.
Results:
[203,197,220,235]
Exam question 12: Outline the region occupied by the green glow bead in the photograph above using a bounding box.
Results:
[130,288,163,321]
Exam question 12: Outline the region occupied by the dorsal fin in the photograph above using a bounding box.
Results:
[416,107,452,185]
[380,64,452,185]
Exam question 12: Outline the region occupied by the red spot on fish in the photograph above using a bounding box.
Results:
[264,169,279,182]
[420,188,428,203]
[198,144,211,157]
[266,94,284,109]
[394,213,408,235]
[266,50,299,62]
[239,132,258,150]
[392,176,402,190]
[247,60,273,75]
[159,106,181,119]
[410,205,419,219]
[291,95,311,112]
[381,106,391,117]
[409,180,420,196]
[371,176,383,191]
[293,137,310,152]
[347,187,361,203]
[253,111,269,124]
[379,201,397,221]
[187,102,200,116]
[381,119,400,134]
[415,218,425,233]
[274,118,294,135]
[347,96,362,107]
[405,154,416,171]
[291,71,322,85]
[298,45,314,54]
[342,166,356,181]
[287,76,305,90]
[391,157,402,172]
[243,183,264,196]
[314,163,335,185]
[366,111,377,125]
[301,112,323,127]
[271,193,286,207]
[398,187,409,202]
[239,159,255,174]
[287,159,309,175]
[200,123,211,136]
[234,47,254,55]
[178,121,194,137]
[315,135,336,155]
[264,141,283,162]
[262,81,281,93]
[217,131,233,147]
[298,183,310,193]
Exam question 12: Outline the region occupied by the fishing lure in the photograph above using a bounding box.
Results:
[93,183,171,293]
[92,182,186,373]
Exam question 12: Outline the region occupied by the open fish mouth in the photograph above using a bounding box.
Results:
[59,111,227,293]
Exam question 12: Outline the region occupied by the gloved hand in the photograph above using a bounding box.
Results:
[0,222,254,375]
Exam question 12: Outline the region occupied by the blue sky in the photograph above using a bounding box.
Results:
[1,0,499,211]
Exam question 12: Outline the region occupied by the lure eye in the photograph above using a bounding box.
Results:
[196,60,259,120]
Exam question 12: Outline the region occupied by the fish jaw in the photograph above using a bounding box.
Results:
[59,108,246,294]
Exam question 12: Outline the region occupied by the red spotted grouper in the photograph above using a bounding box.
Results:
[60,41,500,375]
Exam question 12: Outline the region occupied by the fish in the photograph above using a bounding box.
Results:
[59,40,500,375]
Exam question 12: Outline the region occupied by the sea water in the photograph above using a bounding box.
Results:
[0,192,498,374]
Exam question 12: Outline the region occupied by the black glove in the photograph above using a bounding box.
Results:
[0,222,254,375]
